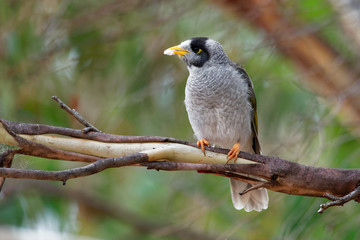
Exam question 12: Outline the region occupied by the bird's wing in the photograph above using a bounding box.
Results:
[231,62,261,154]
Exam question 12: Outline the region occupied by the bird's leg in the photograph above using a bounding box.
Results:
[197,138,209,156]
[227,142,241,163]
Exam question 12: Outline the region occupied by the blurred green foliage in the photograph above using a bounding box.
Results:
[1,0,360,239]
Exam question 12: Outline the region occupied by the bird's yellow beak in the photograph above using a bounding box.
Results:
[163,46,189,56]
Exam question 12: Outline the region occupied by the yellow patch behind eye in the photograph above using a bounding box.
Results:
[197,49,202,54]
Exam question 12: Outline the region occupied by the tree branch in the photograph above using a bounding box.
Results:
[0,153,147,184]
[318,185,360,213]
[1,118,360,213]
[51,96,101,133]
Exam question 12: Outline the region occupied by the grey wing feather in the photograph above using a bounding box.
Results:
[230,62,261,154]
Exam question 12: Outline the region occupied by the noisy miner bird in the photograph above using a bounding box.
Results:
[164,37,268,212]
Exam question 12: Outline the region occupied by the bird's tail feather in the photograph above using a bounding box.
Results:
[230,179,268,212]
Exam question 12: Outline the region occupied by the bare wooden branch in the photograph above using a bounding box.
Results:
[0,119,100,163]
[318,185,360,213]
[0,119,192,145]
[0,153,147,184]
[52,96,101,133]
[142,160,360,199]
[1,118,360,212]
[0,149,16,191]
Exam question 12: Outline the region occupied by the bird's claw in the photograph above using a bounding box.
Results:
[227,142,241,164]
[197,138,209,156]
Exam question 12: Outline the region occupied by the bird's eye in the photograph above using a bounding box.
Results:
[192,47,202,54]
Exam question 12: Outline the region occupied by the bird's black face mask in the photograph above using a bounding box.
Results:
[185,37,210,68]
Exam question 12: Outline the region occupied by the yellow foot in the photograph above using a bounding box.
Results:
[227,142,241,163]
[197,138,209,156]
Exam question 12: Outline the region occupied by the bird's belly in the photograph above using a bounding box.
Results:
[186,103,252,150]
[185,71,253,151]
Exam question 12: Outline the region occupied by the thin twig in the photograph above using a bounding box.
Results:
[143,161,268,178]
[318,185,360,213]
[143,161,269,186]
[240,181,271,195]
[1,119,190,144]
[0,153,148,184]
[197,170,266,185]
[0,149,16,191]
[51,96,101,133]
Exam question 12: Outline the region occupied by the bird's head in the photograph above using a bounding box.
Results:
[164,37,229,68]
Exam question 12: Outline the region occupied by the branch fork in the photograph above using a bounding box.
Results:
[0,97,359,213]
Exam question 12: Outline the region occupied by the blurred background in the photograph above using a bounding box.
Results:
[1,0,360,239]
